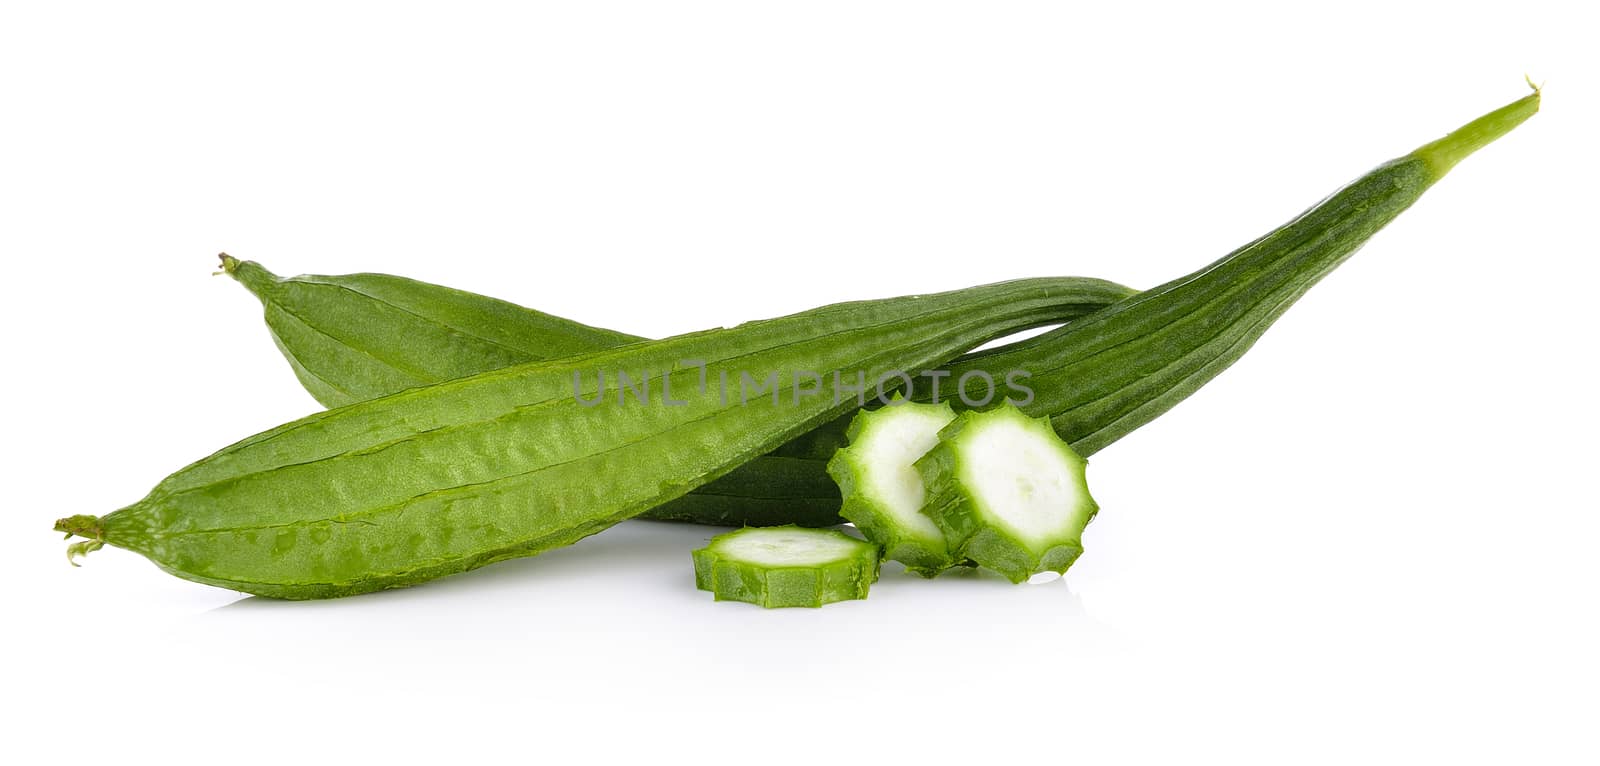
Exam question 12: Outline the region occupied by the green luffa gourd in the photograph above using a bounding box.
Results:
[58,87,1538,598]
[222,88,1539,528]
[937,88,1539,456]
[220,258,1131,527]
[58,277,1123,598]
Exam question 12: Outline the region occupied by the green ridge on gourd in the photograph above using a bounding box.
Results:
[916,404,1097,583]
[827,400,960,575]
[692,526,880,608]
[222,256,1135,528]
[56,276,1126,598]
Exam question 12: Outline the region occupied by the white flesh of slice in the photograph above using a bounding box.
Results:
[957,415,1089,548]
[855,406,956,541]
[714,528,867,567]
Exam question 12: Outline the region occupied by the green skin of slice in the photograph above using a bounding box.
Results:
[916,404,1097,583]
[826,401,958,576]
[692,526,881,608]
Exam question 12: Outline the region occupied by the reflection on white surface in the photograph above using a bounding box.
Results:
[165,519,1125,744]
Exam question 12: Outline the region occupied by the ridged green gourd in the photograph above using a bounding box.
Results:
[56,277,1125,598]
[934,87,1538,456]
[220,258,1132,528]
[58,87,1539,598]
[219,88,1539,531]
[692,526,880,608]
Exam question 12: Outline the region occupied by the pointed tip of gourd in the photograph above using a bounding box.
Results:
[55,515,106,567]
[55,514,102,539]
[1413,79,1541,179]
[215,254,280,296]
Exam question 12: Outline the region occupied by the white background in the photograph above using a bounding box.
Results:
[2,2,1596,763]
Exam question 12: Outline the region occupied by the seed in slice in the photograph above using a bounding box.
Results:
[826,401,958,576]
[916,403,1098,583]
[692,526,881,608]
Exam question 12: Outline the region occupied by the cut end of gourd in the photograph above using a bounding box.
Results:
[1414,81,1540,179]
[216,252,241,276]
